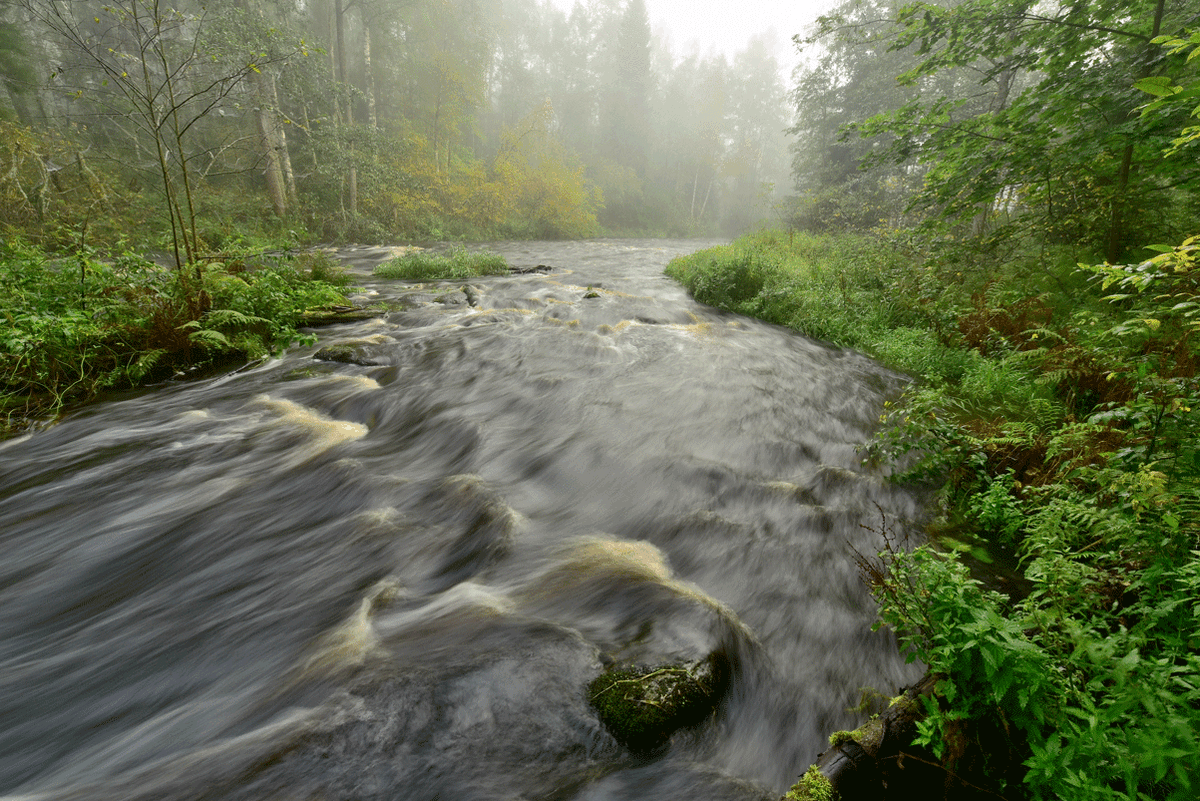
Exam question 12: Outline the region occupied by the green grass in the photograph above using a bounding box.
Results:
[374,246,509,280]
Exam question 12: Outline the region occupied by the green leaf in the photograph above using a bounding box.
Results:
[1135,76,1180,98]
[187,329,233,350]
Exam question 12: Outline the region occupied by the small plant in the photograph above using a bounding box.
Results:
[783,765,835,801]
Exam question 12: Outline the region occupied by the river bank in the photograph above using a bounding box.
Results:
[0,241,361,440]
[667,230,1200,800]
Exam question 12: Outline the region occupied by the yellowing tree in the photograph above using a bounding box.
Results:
[493,102,602,238]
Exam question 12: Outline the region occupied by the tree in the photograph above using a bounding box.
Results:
[723,34,791,232]
[0,8,38,124]
[23,0,303,269]
[789,0,933,231]
[853,0,1200,257]
[492,100,602,238]
[603,0,651,171]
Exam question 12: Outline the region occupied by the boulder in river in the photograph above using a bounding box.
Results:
[588,652,730,753]
[313,343,386,366]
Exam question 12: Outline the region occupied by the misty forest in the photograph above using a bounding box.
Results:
[0,0,792,245]
[3,0,1200,800]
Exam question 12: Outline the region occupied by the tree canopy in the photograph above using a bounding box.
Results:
[790,0,1200,260]
[0,0,795,247]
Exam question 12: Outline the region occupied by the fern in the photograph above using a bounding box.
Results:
[200,308,271,331]
[185,328,233,351]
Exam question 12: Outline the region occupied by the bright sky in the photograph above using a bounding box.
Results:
[544,0,843,75]
[644,0,840,70]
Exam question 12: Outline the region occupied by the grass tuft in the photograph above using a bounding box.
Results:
[374,246,509,280]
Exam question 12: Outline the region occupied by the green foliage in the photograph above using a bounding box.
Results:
[866,249,1200,796]
[865,542,1055,757]
[201,259,345,352]
[374,247,509,281]
[967,470,1024,546]
[1136,31,1200,155]
[805,0,1200,261]
[666,228,930,351]
[0,240,347,436]
[783,765,835,801]
[866,525,1200,799]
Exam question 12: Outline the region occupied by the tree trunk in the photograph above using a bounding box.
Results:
[253,71,288,218]
[364,19,377,129]
[272,75,299,209]
[334,0,357,216]
[76,150,108,206]
[1105,0,1168,264]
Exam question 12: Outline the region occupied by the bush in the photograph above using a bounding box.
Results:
[670,227,1200,798]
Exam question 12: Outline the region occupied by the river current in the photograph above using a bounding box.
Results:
[0,239,926,800]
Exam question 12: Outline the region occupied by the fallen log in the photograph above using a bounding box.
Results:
[784,671,1019,800]
[783,673,938,800]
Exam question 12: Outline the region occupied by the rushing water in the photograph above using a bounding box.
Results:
[0,239,926,801]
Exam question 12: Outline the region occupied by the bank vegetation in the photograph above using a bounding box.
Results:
[673,2,1200,797]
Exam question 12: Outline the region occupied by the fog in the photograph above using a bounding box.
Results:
[1,0,816,239]
[551,0,840,73]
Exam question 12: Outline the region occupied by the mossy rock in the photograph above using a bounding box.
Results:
[313,344,385,366]
[587,653,729,752]
[300,306,383,326]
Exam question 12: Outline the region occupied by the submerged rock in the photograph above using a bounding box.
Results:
[314,344,386,366]
[588,652,729,753]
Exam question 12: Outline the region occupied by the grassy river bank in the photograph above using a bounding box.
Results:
[667,229,1200,800]
[0,241,519,440]
[0,241,358,438]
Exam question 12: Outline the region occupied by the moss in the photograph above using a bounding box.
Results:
[887,694,918,715]
[828,730,856,748]
[587,656,728,753]
[784,765,836,801]
[828,714,885,752]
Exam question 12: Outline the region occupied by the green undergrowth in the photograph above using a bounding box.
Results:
[1,240,350,437]
[669,229,1200,799]
[374,246,509,280]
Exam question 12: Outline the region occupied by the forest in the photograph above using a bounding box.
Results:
[0,0,792,246]
[0,0,792,427]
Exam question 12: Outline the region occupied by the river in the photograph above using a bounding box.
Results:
[0,239,926,800]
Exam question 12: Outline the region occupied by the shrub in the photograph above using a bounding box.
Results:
[671,228,1200,798]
